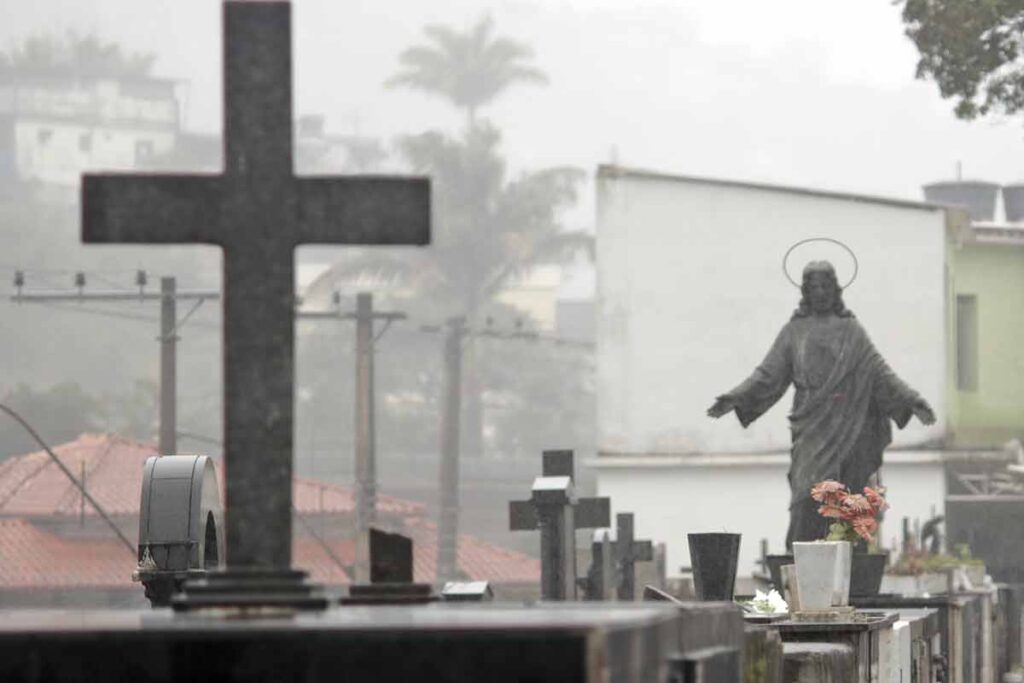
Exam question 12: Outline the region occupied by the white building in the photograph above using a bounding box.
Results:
[593,165,973,576]
[0,75,180,188]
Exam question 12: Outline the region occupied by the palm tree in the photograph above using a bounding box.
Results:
[307,122,589,330]
[386,15,547,129]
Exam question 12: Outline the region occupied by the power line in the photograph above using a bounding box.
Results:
[0,403,135,556]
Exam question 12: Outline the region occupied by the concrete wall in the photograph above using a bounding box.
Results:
[596,451,947,576]
[595,167,949,457]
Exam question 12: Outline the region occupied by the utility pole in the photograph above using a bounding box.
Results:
[159,277,178,455]
[437,316,467,582]
[10,271,219,455]
[298,291,404,583]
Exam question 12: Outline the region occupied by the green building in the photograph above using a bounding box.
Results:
[929,182,1024,448]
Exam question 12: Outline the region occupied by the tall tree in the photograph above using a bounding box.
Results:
[386,14,547,128]
[901,0,1024,121]
[309,16,591,462]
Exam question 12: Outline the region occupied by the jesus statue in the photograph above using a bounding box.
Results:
[707,260,936,547]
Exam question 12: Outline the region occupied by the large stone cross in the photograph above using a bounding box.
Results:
[82,1,428,571]
[509,450,610,600]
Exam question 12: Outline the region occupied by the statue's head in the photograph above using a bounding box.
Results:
[794,260,852,319]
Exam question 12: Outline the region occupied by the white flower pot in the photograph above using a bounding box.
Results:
[792,541,851,611]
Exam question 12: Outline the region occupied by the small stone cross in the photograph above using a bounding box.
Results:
[612,512,653,601]
[509,450,610,600]
[82,1,429,572]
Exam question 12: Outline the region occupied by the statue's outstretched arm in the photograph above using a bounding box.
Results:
[708,324,793,426]
[871,350,936,427]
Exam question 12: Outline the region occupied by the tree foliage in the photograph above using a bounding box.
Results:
[386,15,547,125]
[301,16,592,460]
[902,0,1024,120]
[0,31,155,79]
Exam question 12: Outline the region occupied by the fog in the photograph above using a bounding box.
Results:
[0,0,1021,607]
[4,0,1021,199]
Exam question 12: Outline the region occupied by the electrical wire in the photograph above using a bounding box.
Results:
[0,403,136,556]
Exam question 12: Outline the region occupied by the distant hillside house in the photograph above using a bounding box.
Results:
[0,73,180,188]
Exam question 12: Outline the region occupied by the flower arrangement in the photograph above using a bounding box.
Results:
[742,589,788,615]
[810,479,888,545]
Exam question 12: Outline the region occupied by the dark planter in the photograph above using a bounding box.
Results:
[850,552,888,596]
[766,554,794,591]
[688,533,741,601]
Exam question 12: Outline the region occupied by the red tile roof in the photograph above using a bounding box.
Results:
[0,518,134,589]
[0,434,540,591]
[0,518,539,590]
[0,433,424,518]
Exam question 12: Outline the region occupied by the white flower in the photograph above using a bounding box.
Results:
[766,589,788,613]
[744,589,788,614]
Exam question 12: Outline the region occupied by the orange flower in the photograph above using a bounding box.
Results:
[810,479,846,503]
[852,516,879,542]
[863,486,888,513]
[818,504,845,519]
[841,494,873,515]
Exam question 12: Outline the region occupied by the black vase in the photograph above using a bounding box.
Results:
[850,552,888,596]
[766,554,795,591]
[688,533,741,601]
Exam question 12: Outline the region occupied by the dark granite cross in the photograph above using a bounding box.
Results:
[612,512,653,601]
[509,450,610,600]
[82,1,428,572]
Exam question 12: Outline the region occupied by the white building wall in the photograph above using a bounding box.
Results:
[596,452,947,577]
[596,168,948,457]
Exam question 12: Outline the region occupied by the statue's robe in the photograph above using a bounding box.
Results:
[723,313,922,546]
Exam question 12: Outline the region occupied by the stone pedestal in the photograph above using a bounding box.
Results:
[763,611,897,682]
[853,592,988,683]
[743,626,784,683]
[782,642,856,683]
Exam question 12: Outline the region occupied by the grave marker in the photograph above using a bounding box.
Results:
[509,450,610,600]
[81,0,429,604]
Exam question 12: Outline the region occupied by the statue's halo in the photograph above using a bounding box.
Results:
[782,237,859,289]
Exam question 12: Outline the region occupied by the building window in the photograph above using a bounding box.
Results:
[79,133,92,153]
[956,294,978,391]
[134,139,155,162]
[37,129,53,145]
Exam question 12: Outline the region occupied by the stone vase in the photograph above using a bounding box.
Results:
[687,533,741,601]
[766,554,795,591]
[850,551,888,596]
[792,541,851,611]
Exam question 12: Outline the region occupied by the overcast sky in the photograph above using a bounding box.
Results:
[3,0,1021,219]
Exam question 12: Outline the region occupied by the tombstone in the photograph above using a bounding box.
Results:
[81,0,429,609]
[614,512,654,601]
[580,529,614,600]
[133,455,223,606]
[509,450,610,600]
[342,528,435,605]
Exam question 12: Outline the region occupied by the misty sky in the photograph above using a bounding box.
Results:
[3,0,1021,221]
